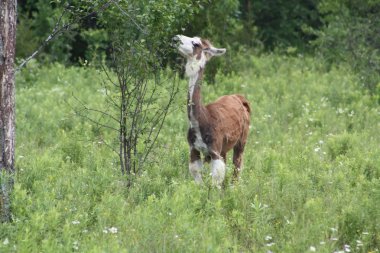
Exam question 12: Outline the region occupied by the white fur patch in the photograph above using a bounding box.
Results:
[211,159,226,187]
[188,71,208,153]
[177,35,203,59]
[188,73,199,114]
[193,129,208,153]
[189,159,203,183]
[185,55,206,77]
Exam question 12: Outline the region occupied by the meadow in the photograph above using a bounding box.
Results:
[0,54,379,252]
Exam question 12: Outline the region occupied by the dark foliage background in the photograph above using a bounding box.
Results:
[16,0,380,93]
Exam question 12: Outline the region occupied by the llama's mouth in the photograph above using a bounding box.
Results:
[178,47,188,58]
[173,35,192,58]
[172,35,181,48]
[172,35,180,43]
[176,44,190,58]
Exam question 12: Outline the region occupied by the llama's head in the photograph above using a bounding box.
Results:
[174,35,226,60]
[174,35,226,76]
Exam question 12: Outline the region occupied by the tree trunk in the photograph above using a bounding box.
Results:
[0,0,17,223]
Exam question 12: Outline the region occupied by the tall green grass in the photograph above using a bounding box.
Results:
[0,55,379,252]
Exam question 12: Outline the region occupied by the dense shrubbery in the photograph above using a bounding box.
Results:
[16,0,380,93]
[312,0,380,93]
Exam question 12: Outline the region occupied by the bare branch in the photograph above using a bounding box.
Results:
[141,77,180,165]
[67,97,119,132]
[100,64,119,87]
[74,109,119,132]
[16,1,112,72]
[72,93,120,123]
[110,0,147,35]
[73,136,119,156]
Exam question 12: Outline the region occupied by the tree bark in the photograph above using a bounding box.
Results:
[0,0,17,223]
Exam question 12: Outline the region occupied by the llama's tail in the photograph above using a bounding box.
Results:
[235,95,251,115]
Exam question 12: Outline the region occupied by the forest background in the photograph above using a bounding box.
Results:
[17,0,380,91]
[0,0,379,252]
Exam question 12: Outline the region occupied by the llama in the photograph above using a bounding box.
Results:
[174,35,251,186]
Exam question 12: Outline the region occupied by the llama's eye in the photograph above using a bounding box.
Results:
[192,41,201,48]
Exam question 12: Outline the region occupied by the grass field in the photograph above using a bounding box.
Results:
[0,54,379,252]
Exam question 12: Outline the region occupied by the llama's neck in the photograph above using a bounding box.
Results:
[187,67,208,128]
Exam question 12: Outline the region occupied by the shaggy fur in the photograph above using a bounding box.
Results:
[175,35,251,186]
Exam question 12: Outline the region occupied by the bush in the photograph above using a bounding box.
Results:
[312,0,380,93]
[326,133,353,160]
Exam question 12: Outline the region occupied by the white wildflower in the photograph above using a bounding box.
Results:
[72,220,80,225]
[337,108,345,114]
[97,88,107,95]
[319,140,324,145]
[344,244,351,252]
[320,241,326,245]
[314,147,321,152]
[265,235,272,241]
[309,246,316,252]
[3,238,9,245]
[103,228,108,234]
[266,242,275,247]
[108,227,118,234]
[73,241,79,251]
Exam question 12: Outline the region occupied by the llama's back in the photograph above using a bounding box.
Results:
[233,94,251,115]
[207,94,250,120]
[206,94,250,133]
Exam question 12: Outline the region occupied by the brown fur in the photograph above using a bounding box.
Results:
[204,95,250,159]
[188,69,251,179]
[182,36,251,181]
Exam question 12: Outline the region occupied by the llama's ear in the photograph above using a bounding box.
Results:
[204,47,226,57]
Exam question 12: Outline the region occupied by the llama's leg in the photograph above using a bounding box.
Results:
[204,154,211,163]
[189,148,203,183]
[221,152,227,163]
[232,142,245,180]
[210,152,226,187]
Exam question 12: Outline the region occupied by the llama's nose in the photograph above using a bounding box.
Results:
[172,35,180,42]
[172,35,181,48]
